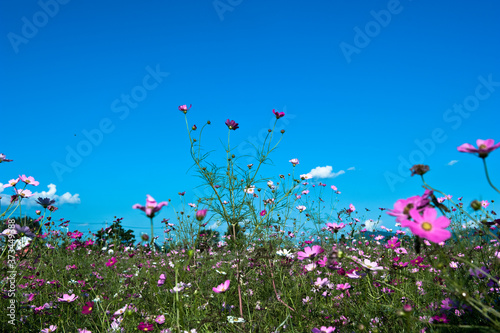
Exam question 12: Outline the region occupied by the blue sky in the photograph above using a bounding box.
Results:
[1,0,499,241]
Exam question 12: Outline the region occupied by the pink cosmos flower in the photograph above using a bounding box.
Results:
[272,109,285,119]
[133,195,168,218]
[77,329,91,333]
[404,207,451,244]
[385,237,401,249]
[387,194,430,223]
[213,280,231,293]
[155,314,166,324]
[3,178,19,188]
[326,222,345,233]
[114,304,128,316]
[312,326,336,333]
[336,283,351,291]
[359,259,384,271]
[15,188,34,198]
[296,205,306,213]
[0,153,13,163]
[260,210,267,216]
[458,139,500,158]
[58,294,78,302]
[178,104,192,114]
[19,175,39,186]
[289,158,299,166]
[225,119,239,130]
[196,209,207,221]
[41,325,57,333]
[157,273,166,286]
[106,257,117,267]
[297,245,325,261]
[348,204,355,213]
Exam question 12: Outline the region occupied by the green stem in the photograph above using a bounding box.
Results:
[482,158,500,194]
[150,217,155,252]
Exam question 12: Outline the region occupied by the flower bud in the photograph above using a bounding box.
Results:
[471,200,482,211]
[192,125,197,130]
[35,210,41,215]
[196,209,207,221]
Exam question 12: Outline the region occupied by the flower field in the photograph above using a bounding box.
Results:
[1,108,499,332]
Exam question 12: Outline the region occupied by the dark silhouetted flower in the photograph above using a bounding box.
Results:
[225,119,239,130]
[36,197,56,209]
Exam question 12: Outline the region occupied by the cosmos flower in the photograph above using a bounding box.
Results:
[178,104,192,114]
[297,245,324,261]
[133,195,168,218]
[458,139,500,158]
[225,119,239,130]
[272,109,285,119]
[404,207,451,244]
[213,280,231,293]
[19,175,39,186]
[36,197,56,209]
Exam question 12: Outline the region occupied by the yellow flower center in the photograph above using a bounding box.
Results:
[421,222,432,231]
[479,144,487,149]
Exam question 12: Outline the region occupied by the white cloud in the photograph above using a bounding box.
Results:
[448,160,459,166]
[364,219,378,232]
[306,166,345,179]
[0,183,81,208]
[347,166,355,171]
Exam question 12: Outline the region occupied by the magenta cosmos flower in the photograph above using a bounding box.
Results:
[273,109,285,119]
[82,301,94,314]
[133,195,168,218]
[178,104,192,114]
[404,207,451,244]
[225,119,239,130]
[137,322,154,331]
[387,194,430,223]
[297,245,325,261]
[458,139,500,158]
[106,257,117,267]
[213,280,231,293]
